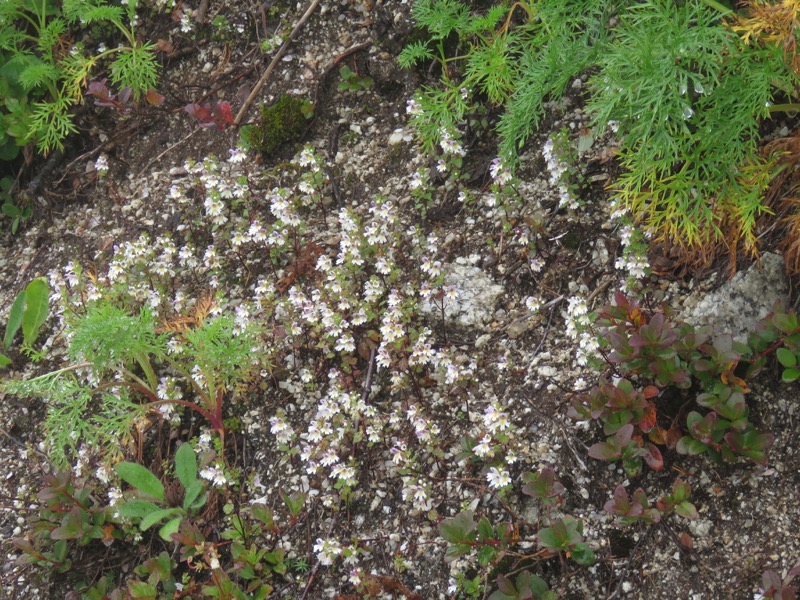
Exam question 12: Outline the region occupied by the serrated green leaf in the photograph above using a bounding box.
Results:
[21,278,49,347]
[174,442,197,490]
[4,289,26,350]
[117,462,165,501]
[127,579,158,599]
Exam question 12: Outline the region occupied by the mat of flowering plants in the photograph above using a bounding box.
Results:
[0,1,799,599]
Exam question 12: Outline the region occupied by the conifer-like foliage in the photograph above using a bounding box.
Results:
[401,0,800,262]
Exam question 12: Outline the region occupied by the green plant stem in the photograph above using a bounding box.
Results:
[95,380,223,432]
[699,0,733,15]
[768,103,800,114]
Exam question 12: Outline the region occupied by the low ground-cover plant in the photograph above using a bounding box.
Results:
[569,292,800,473]
[438,467,592,598]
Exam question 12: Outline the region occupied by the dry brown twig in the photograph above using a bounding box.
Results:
[234,0,321,125]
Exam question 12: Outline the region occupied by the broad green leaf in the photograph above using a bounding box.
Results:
[570,543,596,565]
[477,544,498,566]
[174,442,197,490]
[50,509,82,540]
[127,579,158,599]
[140,508,182,531]
[118,500,161,519]
[4,289,26,350]
[782,367,800,383]
[477,515,494,541]
[439,510,476,544]
[777,347,797,368]
[21,278,49,347]
[0,354,11,368]
[675,501,698,520]
[159,516,183,542]
[117,462,165,501]
[183,479,206,510]
[676,436,707,456]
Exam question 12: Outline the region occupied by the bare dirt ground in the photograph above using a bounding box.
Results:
[1,1,799,599]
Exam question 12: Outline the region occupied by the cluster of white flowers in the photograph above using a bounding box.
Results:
[486,466,511,489]
[439,128,465,157]
[94,154,109,175]
[313,537,342,566]
[200,463,227,487]
[542,137,578,210]
[614,219,651,288]
[489,157,512,186]
[401,477,433,511]
[406,97,423,116]
[155,376,184,423]
[564,296,598,366]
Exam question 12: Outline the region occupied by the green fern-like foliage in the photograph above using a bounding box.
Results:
[110,43,159,98]
[66,303,165,374]
[397,41,435,69]
[182,315,261,396]
[412,0,471,40]
[588,0,797,253]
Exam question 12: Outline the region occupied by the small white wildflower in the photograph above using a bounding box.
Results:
[473,435,494,458]
[486,467,511,489]
[94,154,109,174]
[406,97,422,116]
[199,464,227,487]
[525,296,542,313]
[313,538,342,566]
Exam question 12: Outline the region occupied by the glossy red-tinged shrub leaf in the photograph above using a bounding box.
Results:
[145,88,164,106]
[588,441,618,461]
[772,312,800,334]
[50,508,83,540]
[676,436,707,456]
[495,573,516,596]
[642,444,663,470]
[638,402,657,433]
[674,501,698,520]
[643,385,660,399]
[439,510,476,544]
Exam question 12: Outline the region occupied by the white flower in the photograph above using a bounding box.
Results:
[313,538,342,566]
[486,467,511,489]
[228,147,247,163]
[94,154,109,173]
[200,464,227,487]
[473,435,493,458]
[406,97,422,116]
